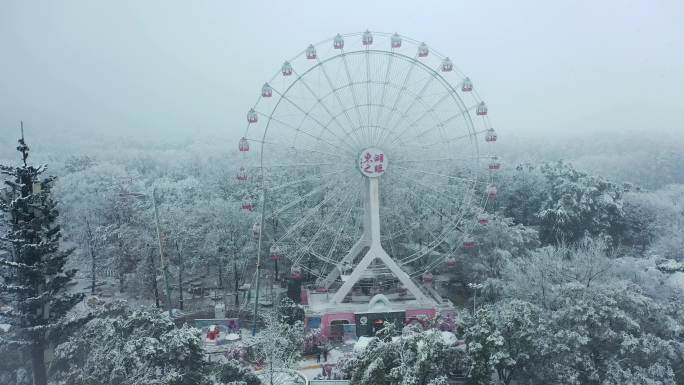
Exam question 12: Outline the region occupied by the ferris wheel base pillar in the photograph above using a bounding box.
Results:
[329,177,433,306]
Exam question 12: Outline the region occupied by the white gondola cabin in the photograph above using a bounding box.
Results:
[362,30,373,46]
[291,265,303,280]
[418,42,429,57]
[476,102,488,116]
[247,108,258,123]
[306,44,317,60]
[236,167,248,183]
[333,34,344,49]
[441,57,453,72]
[239,137,249,152]
[261,83,272,98]
[485,128,498,143]
[489,156,501,170]
[391,33,402,48]
[486,185,498,199]
[282,61,293,76]
[462,77,473,92]
[463,238,476,249]
[270,245,282,261]
[242,195,254,212]
[252,222,261,239]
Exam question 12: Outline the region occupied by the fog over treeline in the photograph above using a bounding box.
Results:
[2,128,682,190]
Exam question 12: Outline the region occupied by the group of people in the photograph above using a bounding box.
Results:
[315,344,330,363]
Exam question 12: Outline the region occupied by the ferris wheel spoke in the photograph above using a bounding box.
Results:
[395,127,489,152]
[393,155,492,164]
[269,90,359,154]
[260,112,354,157]
[340,49,367,143]
[260,162,342,169]
[391,164,477,184]
[324,194,360,263]
[288,71,364,149]
[265,175,348,220]
[384,91,451,147]
[249,137,347,160]
[266,169,347,192]
[373,50,395,144]
[324,103,410,136]
[297,185,357,250]
[377,56,419,141]
[394,102,482,145]
[390,195,473,256]
[275,180,356,246]
[288,186,358,266]
[314,58,365,147]
[401,218,467,265]
[366,47,384,147]
[391,169,473,220]
[379,75,436,146]
[390,167,473,208]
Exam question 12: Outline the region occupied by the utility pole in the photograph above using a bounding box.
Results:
[152,188,173,317]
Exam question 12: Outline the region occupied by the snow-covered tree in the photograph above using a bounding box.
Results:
[251,303,304,385]
[0,132,83,385]
[51,301,259,385]
[341,323,462,385]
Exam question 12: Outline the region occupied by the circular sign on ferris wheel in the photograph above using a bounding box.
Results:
[358,148,388,178]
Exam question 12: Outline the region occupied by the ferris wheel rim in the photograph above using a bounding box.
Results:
[245,48,487,140]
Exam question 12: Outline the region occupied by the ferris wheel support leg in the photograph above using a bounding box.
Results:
[329,178,433,306]
[320,177,373,290]
[320,237,368,290]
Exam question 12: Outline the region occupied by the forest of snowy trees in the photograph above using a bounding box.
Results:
[0,131,682,385]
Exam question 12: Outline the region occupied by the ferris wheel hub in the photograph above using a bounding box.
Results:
[358,148,388,177]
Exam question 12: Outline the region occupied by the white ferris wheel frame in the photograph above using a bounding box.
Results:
[240,31,498,307]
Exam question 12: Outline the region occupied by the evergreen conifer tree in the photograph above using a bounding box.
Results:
[0,126,83,385]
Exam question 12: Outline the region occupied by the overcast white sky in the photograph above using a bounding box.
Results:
[1,0,682,144]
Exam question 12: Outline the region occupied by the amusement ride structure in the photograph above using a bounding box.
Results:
[237,31,499,338]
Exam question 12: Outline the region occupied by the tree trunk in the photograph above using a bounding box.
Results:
[176,241,184,311]
[31,339,47,385]
[234,260,240,307]
[218,258,224,289]
[274,258,279,282]
[91,250,96,295]
[148,248,160,308]
[85,218,97,295]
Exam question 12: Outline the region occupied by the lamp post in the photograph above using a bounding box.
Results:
[119,188,173,317]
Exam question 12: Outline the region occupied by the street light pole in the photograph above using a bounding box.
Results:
[121,189,173,317]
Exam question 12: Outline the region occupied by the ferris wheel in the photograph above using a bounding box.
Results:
[237,31,499,303]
